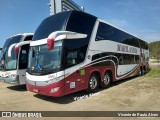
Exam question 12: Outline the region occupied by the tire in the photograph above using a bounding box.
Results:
[139,67,142,76]
[100,72,111,88]
[139,67,146,76]
[139,67,143,76]
[143,67,146,74]
[86,74,99,93]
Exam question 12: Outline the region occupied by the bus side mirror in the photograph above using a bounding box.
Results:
[14,46,19,56]
[47,38,54,50]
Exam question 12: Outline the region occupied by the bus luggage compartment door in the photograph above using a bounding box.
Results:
[64,70,80,94]
[64,69,87,95]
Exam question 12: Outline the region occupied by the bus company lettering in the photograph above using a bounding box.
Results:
[48,74,56,79]
[117,44,137,54]
[2,72,10,77]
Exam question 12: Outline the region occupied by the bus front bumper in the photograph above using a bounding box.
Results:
[0,76,19,84]
[26,80,65,97]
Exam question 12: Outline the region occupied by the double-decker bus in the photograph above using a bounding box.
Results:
[0,33,33,85]
[16,11,149,96]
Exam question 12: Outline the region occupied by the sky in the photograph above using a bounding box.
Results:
[0,0,160,47]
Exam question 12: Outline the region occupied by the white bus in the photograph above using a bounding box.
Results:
[16,11,149,96]
[0,33,33,85]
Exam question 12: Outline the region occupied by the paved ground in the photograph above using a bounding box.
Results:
[0,67,160,120]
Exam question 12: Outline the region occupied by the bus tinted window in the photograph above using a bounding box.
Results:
[3,35,22,51]
[96,22,123,43]
[123,38,140,48]
[19,44,29,69]
[24,35,33,41]
[66,11,96,41]
[139,40,148,50]
[33,11,71,40]
[63,11,96,69]
[145,42,148,50]
[96,22,141,48]
[63,38,88,68]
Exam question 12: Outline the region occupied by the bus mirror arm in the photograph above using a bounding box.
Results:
[8,43,17,57]
[8,41,32,57]
[51,31,87,40]
[30,31,87,50]
[14,40,32,56]
[47,31,87,50]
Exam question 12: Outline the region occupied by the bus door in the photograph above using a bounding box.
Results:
[18,44,29,84]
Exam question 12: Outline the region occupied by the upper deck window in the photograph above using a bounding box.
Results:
[96,22,143,48]
[32,11,71,40]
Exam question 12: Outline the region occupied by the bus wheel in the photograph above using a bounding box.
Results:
[100,72,111,88]
[139,67,146,76]
[143,67,146,75]
[86,74,99,93]
[139,67,143,76]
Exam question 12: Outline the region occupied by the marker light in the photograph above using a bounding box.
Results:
[47,38,54,50]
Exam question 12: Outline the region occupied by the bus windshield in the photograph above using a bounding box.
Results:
[0,35,22,70]
[0,49,3,70]
[28,40,62,75]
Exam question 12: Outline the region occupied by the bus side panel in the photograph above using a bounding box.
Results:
[85,66,116,82]
[64,71,81,95]
[63,65,116,96]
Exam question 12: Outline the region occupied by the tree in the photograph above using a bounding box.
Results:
[157,48,160,66]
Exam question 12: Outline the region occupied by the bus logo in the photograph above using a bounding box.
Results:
[36,64,41,71]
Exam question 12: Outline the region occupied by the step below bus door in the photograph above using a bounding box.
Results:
[17,69,27,84]
[64,69,86,94]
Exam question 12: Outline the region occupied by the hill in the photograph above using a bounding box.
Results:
[149,41,160,59]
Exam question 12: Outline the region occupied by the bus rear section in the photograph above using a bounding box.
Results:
[0,33,33,85]
[26,11,149,97]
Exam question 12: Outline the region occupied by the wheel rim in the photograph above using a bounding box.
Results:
[89,76,97,90]
[104,74,110,85]
[139,67,142,75]
[139,69,142,75]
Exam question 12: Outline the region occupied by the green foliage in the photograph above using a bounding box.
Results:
[149,41,160,59]
[145,67,160,78]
